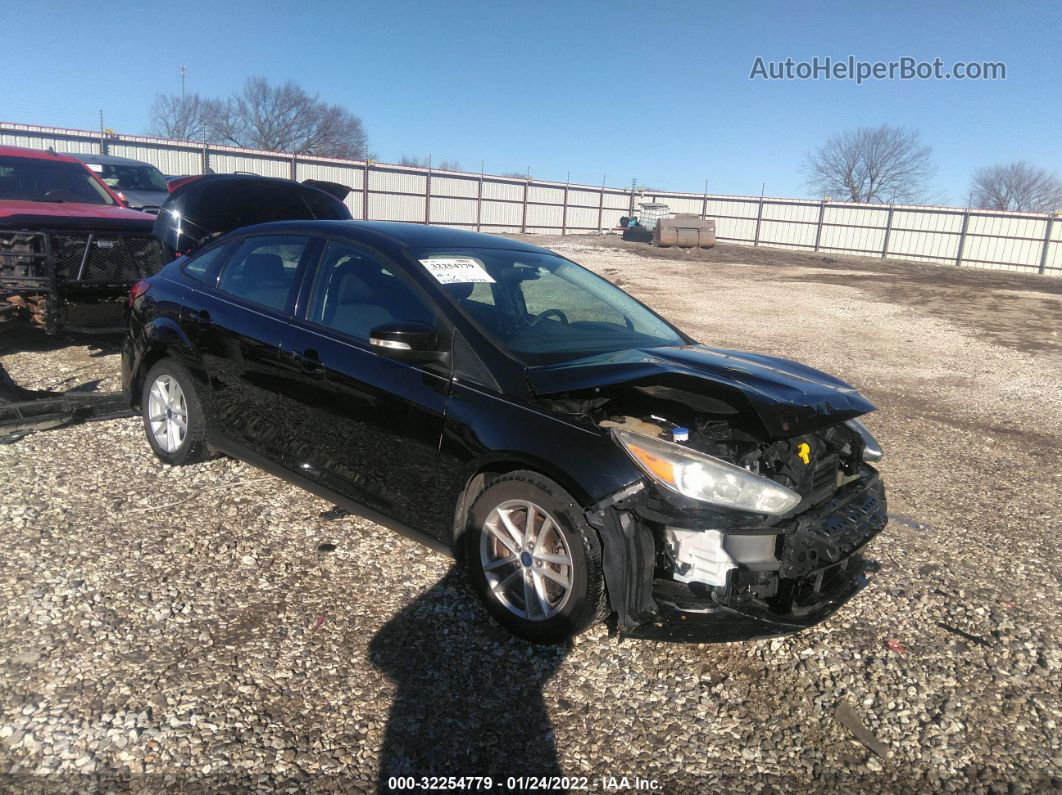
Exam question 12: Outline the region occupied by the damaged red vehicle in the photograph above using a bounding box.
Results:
[0,146,161,333]
[124,175,887,643]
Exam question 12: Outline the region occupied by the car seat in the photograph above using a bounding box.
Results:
[237,252,291,309]
[330,272,394,339]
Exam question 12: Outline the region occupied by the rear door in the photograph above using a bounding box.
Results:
[186,233,318,460]
[274,238,451,535]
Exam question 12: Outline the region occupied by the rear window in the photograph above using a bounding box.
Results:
[0,156,115,205]
[181,242,232,284]
[88,163,168,193]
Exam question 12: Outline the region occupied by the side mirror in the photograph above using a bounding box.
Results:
[369,321,445,362]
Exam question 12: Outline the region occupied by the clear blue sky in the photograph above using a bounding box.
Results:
[3,0,1059,202]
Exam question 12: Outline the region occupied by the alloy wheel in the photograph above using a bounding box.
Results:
[147,374,188,454]
[480,499,574,621]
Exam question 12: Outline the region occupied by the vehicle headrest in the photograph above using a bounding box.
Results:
[445,282,475,300]
[245,253,284,282]
[337,273,374,304]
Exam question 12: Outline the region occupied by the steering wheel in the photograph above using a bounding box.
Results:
[42,189,69,202]
[530,308,569,326]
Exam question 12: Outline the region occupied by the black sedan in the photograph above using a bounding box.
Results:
[123,176,887,643]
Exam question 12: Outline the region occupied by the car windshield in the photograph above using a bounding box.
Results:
[410,247,686,364]
[0,156,116,205]
[94,163,169,193]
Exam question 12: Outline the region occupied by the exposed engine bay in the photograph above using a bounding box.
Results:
[538,379,888,637]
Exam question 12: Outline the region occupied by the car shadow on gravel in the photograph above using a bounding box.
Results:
[369,567,568,791]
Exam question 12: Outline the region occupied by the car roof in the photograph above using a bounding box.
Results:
[226,219,553,253]
[0,145,82,163]
[68,152,160,168]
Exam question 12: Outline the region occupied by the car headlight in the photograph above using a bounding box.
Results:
[611,429,801,515]
[844,418,883,462]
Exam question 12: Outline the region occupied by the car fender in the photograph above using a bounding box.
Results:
[132,316,209,412]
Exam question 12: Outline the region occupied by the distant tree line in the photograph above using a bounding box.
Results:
[148,77,368,160]
[803,123,1061,211]
[398,156,464,172]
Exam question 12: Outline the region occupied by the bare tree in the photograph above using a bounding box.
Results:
[148,94,216,141]
[148,78,368,159]
[969,162,1062,212]
[206,78,368,159]
[399,156,463,171]
[803,124,936,204]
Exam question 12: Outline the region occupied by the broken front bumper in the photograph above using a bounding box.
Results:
[589,470,887,643]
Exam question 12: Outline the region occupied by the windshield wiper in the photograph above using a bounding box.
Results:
[31,198,65,203]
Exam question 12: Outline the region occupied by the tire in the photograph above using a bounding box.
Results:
[140,358,210,466]
[465,470,608,643]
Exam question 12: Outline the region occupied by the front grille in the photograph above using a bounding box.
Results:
[52,234,162,283]
[1,229,162,286]
[0,231,47,279]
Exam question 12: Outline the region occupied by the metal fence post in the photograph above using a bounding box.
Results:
[597,179,605,233]
[1039,215,1056,275]
[881,205,895,258]
[813,199,827,252]
[362,160,370,220]
[955,209,971,267]
[476,169,484,233]
[753,191,765,246]
[701,181,708,220]
[561,174,569,236]
[424,160,432,225]
[520,178,529,234]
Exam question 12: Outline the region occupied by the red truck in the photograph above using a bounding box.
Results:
[0,145,162,333]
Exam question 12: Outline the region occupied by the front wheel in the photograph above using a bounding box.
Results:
[141,358,210,466]
[465,471,608,643]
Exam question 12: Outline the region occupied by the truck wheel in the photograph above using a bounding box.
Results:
[465,471,608,643]
[141,358,210,466]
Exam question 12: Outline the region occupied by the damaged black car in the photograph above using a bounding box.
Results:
[124,175,886,643]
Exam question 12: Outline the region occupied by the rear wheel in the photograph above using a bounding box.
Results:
[465,471,607,643]
[141,358,210,466]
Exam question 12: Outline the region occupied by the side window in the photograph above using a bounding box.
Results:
[217,235,309,312]
[308,241,434,341]
[182,242,231,283]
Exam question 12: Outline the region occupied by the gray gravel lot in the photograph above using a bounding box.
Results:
[1,239,1059,792]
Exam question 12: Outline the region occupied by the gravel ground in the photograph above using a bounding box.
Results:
[1,239,1059,792]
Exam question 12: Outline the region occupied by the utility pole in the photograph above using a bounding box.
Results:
[180,65,188,99]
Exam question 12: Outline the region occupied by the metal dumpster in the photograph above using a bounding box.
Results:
[654,214,716,249]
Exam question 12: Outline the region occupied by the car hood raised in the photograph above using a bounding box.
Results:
[525,345,875,438]
[153,174,352,256]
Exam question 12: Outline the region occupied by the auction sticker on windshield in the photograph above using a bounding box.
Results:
[419,256,496,284]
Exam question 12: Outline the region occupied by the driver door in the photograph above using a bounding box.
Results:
[274,239,451,536]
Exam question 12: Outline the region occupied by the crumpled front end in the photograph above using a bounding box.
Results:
[572,390,888,642]
[588,467,886,641]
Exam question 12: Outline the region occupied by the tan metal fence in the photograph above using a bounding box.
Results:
[3,121,1059,275]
